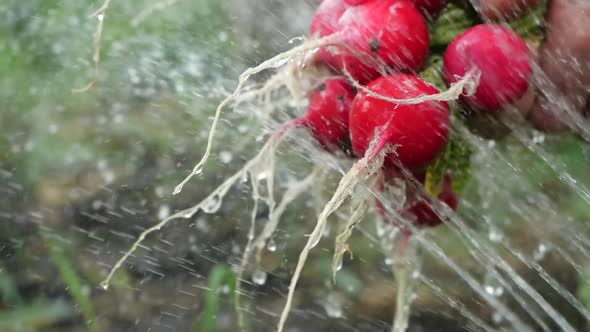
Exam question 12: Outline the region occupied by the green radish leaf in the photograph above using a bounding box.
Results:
[420,55,445,90]
[425,133,475,196]
[430,3,478,51]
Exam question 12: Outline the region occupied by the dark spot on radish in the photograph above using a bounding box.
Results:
[305,77,356,155]
[370,38,380,52]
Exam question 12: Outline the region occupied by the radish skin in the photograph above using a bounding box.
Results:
[312,0,430,83]
[443,24,533,113]
[349,74,451,171]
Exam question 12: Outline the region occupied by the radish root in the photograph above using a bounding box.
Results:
[132,0,184,26]
[332,199,368,282]
[276,138,392,332]
[173,33,342,195]
[344,67,481,104]
[235,174,261,330]
[73,0,114,93]
[391,229,416,332]
[100,122,296,290]
[253,168,321,265]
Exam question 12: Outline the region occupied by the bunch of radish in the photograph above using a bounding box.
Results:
[101,1,541,331]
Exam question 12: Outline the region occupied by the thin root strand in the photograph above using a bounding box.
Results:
[276,138,390,332]
[73,0,114,93]
[332,200,369,282]
[173,33,343,195]
[100,123,295,290]
[344,67,481,105]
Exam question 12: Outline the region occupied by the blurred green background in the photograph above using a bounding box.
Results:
[1,1,590,331]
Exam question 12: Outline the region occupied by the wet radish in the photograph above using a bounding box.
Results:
[349,73,451,170]
[405,173,459,227]
[443,24,533,112]
[312,0,431,83]
[303,77,357,154]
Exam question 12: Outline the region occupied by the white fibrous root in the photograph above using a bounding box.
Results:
[332,199,368,282]
[73,0,114,93]
[100,123,296,290]
[344,67,481,105]
[173,33,343,195]
[252,168,321,266]
[276,137,394,332]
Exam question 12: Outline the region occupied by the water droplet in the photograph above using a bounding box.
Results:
[266,239,277,252]
[241,172,249,183]
[202,195,222,214]
[218,31,228,42]
[238,124,249,133]
[158,205,170,220]
[194,165,204,175]
[196,218,209,231]
[102,170,115,184]
[92,200,102,210]
[154,186,165,198]
[220,285,230,294]
[252,270,267,285]
[180,209,195,219]
[534,243,548,261]
[488,227,503,243]
[48,123,59,134]
[323,293,344,318]
[219,151,233,164]
[322,224,331,238]
[485,285,495,295]
[532,134,545,144]
[288,36,304,44]
[257,171,269,181]
[309,232,322,249]
[334,256,344,272]
[96,14,104,22]
[492,312,503,324]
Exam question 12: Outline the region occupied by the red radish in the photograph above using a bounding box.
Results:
[310,0,349,38]
[344,0,371,5]
[311,0,430,84]
[375,172,459,228]
[302,77,356,154]
[443,24,533,112]
[404,173,459,227]
[349,73,450,170]
[411,0,449,17]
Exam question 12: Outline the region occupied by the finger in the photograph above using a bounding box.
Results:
[528,0,590,132]
[475,0,539,21]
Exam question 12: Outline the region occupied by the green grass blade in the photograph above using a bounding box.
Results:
[197,264,242,332]
[45,234,101,332]
[0,300,72,328]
